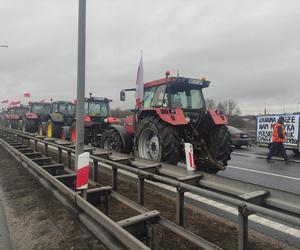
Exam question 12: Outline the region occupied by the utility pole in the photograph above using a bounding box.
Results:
[75,0,86,173]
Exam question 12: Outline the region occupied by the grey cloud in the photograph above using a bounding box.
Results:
[0,0,299,114]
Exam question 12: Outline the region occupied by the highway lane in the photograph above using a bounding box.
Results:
[218,146,300,194]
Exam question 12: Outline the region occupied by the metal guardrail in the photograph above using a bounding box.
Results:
[0,128,220,250]
[1,127,300,250]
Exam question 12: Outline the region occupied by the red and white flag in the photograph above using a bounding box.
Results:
[1,99,9,104]
[24,91,30,98]
[135,51,144,108]
[10,100,21,106]
[76,152,90,190]
[40,99,45,103]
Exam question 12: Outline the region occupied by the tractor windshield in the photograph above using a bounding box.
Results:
[144,82,205,109]
[58,103,75,115]
[85,101,109,117]
[169,83,205,109]
[31,103,52,114]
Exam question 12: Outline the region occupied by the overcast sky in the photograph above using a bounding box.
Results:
[0,0,299,115]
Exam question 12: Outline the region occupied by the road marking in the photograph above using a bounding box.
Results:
[232,152,300,163]
[227,165,300,181]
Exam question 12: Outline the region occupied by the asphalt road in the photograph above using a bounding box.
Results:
[218,146,300,194]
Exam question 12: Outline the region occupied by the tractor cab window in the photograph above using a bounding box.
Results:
[59,103,75,115]
[31,103,52,114]
[169,83,205,109]
[85,101,109,116]
[144,84,168,108]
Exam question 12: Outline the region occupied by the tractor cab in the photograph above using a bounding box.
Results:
[84,97,111,123]
[14,105,29,117]
[29,102,52,121]
[143,77,208,110]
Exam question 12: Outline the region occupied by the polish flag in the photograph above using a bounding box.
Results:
[1,99,9,104]
[76,152,90,190]
[24,91,30,98]
[135,51,144,108]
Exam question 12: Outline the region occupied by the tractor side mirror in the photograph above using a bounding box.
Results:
[120,91,126,101]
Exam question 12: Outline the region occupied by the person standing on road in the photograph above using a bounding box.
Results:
[267,116,291,164]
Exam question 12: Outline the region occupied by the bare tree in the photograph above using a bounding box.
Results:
[217,99,241,121]
[205,98,217,109]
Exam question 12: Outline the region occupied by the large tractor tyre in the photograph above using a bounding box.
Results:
[10,121,18,129]
[200,125,232,173]
[135,116,181,164]
[46,119,62,138]
[24,119,37,133]
[100,128,125,153]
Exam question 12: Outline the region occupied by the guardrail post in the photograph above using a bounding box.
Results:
[58,148,62,163]
[34,139,38,152]
[238,205,249,250]
[93,159,98,182]
[67,149,72,169]
[138,174,145,206]
[176,186,185,227]
[44,143,48,156]
[147,223,159,250]
[112,166,118,191]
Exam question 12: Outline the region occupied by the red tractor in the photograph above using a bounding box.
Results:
[22,101,52,133]
[7,105,29,129]
[101,74,232,173]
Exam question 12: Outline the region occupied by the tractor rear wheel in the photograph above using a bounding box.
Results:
[46,119,62,138]
[100,128,124,152]
[24,119,37,133]
[135,116,181,164]
[199,125,232,173]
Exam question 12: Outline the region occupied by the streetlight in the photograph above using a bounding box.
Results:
[75,0,86,198]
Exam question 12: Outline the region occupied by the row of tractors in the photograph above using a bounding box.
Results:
[0,75,232,173]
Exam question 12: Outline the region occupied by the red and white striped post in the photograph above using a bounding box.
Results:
[184,143,195,175]
[76,152,90,196]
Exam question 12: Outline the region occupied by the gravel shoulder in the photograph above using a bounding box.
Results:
[0,146,106,250]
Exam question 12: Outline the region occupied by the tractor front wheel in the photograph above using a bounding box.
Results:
[100,128,124,152]
[199,125,232,173]
[135,116,181,164]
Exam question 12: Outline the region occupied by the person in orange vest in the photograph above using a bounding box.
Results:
[267,116,291,164]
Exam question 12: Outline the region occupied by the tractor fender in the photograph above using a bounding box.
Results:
[208,110,227,125]
[49,113,64,123]
[25,112,38,120]
[140,108,188,125]
[108,125,133,153]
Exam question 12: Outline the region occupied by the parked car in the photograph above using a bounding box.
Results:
[227,125,250,148]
